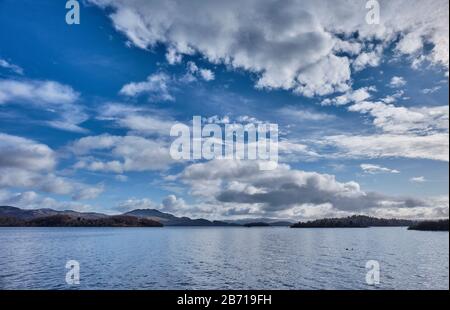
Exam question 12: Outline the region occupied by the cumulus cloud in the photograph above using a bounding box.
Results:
[0,168,74,195]
[172,159,445,219]
[120,72,174,101]
[101,106,175,138]
[321,86,375,106]
[183,61,215,82]
[90,0,449,96]
[293,54,351,97]
[165,47,182,65]
[380,90,405,104]
[348,102,449,134]
[305,61,449,165]
[0,133,56,171]
[352,47,383,71]
[313,101,450,162]
[0,79,88,133]
[0,79,79,105]
[72,134,174,173]
[161,194,189,213]
[0,133,104,200]
[389,76,407,88]
[0,166,104,200]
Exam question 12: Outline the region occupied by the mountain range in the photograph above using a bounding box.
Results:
[1,206,447,230]
[0,206,293,227]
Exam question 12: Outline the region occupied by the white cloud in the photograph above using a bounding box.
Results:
[165,47,182,65]
[114,194,191,215]
[0,133,104,200]
[395,32,424,55]
[360,164,400,174]
[293,54,351,97]
[97,102,176,136]
[333,39,362,55]
[389,76,407,88]
[172,159,443,219]
[120,72,174,101]
[0,189,96,212]
[323,133,449,162]
[199,68,215,81]
[0,165,102,200]
[72,134,174,173]
[0,168,74,195]
[278,140,321,162]
[352,48,382,71]
[278,107,335,121]
[116,114,174,136]
[0,133,56,171]
[0,59,23,75]
[0,79,79,105]
[422,86,441,94]
[410,176,426,183]
[72,184,105,201]
[89,0,449,97]
[381,90,404,104]
[115,175,128,182]
[161,194,188,213]
[184,61,215,82]
[321,86,375,106]
[114,198,156,212]
[203,115,231,124]
[348,102,449,134]
[0,79,87,133]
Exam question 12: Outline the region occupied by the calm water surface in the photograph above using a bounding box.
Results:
[0,227,448,289]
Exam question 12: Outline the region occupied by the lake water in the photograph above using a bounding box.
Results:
[0,227,448,290]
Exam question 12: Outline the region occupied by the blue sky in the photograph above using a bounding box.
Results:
[0,0,448,220]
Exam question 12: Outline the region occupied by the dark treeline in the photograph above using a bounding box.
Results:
[0,214,163,227]
[408,219,449,231]
[291,215,415,228]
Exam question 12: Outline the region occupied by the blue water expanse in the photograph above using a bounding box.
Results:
[0,227,448,290]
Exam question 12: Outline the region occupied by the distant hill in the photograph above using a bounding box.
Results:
[0,214,162,227]
[0,205,107,220]
[291,215,415,228]
[124,209,239,226]
[0,206,161,227]
[408,219,449,231]
[225,218,294,226]
[1,206,241,227]
[244,222,271,227]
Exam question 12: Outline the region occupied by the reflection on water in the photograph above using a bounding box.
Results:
[0,227,448,289]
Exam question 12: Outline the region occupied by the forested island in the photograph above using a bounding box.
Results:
[290,215,414,228]
[408,219,449,231]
